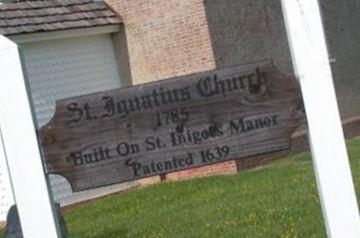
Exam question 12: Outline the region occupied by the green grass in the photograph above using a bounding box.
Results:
[2,138,360,237]
[65,157,324,238]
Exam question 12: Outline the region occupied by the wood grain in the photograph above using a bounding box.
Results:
[40,61,304,191]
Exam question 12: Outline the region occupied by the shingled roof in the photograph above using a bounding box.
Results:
[0,0,122,36]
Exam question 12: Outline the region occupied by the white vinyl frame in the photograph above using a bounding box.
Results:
[281,0,360,237]
[0,36,61,237]
[0,126,14,221]
[1,1,360,237]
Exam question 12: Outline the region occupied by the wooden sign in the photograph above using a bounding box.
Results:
[40,61,303,191]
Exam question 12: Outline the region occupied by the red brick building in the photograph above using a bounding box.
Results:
[105,0,360,183]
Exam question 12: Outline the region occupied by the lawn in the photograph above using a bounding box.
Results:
[2,138,360,237]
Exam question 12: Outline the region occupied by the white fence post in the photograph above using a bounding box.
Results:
[0,130,14,222]
[281,0,360,237]
[0,36,61,237]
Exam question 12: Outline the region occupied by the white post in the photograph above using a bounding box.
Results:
[0,130,14,221]
[0,36,61,237]
[281,1,360,237]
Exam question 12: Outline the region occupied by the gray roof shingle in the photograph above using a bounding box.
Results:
[0,0,122,35]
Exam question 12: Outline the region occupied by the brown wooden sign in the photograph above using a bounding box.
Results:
[40,61,304,191]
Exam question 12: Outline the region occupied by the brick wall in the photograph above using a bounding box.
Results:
[166,161,237,181]
[106,0,240,184]
[204,0,292,77]
[106,0,216,84]
[204,0,360,119]
[320,0,360,119]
